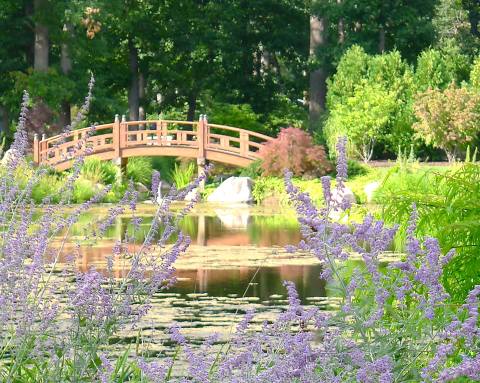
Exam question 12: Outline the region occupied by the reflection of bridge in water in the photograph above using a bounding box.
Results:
[33,115,273,172]
[56,210,303,278]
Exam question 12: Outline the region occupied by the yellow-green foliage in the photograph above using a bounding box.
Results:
[377,163,480,301]
[81,157,120,185]
[126,157,153,186]
[252,177,326,206]
[31,174,64,203]
[170,162,195,189]
[73,177,98,203]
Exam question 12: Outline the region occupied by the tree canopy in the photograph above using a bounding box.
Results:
[1,0,480,161]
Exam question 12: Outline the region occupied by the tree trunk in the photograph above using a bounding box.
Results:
[337,0,345,44]
[467,7,480,38]
[378,26,386,53]
[128,39,140,121]
[187,92,197,122]
[138,72,145,121]
[0,106,8,137]
[309,15,327,132]
[59,23,73,128]
[25,2,34,67]
[33,0,49,72]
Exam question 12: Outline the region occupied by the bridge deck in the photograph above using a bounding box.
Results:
[33,117,273,171]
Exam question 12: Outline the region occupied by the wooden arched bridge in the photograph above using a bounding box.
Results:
[33,115,273,171]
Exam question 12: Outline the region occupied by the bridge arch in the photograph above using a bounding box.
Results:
[33,116,273,172]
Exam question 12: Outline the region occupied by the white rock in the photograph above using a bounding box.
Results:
[184,187,199,201]
[364,181,381,203]
[328,186,356,223]
[1,148,21,166]
[331,186,356,206]
[207,176,254,204]
[215,208,250,228]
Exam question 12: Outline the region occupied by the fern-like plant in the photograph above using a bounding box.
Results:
[377,163,480,301]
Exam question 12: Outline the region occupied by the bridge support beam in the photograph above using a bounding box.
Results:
[112,157,128,183]
[197,157,206,191]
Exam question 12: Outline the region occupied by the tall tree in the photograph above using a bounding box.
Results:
[59,22,73,127]
[308,14,327,131]
[33,0,49,72]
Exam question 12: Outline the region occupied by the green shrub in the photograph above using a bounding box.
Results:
[73,177,98,203]
[151,156,176,182]
[102,183,127,203]
[414,43,470,92]
[81,157,119,185]
[252,176,287,204]
[252,177,326,206]
[326,46,416,159]
[126,157,153,186]
[207,102,263,131]
[240,160,263,179]
[346,160,369,179]
[31,174,63,203]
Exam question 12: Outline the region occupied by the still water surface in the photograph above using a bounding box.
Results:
[61,204,339,356]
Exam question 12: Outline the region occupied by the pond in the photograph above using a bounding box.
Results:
[56,204,345,357]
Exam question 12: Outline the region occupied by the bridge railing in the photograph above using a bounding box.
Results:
[33,116,273,168]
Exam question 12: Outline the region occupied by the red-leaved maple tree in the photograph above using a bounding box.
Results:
[259,127,331,176]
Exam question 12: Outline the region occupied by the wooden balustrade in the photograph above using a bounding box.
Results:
[33,116,273,171]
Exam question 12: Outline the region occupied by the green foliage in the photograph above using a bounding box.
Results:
[126,157,153,186]
[170,162,196,189]
[326,45,371,110]
[313,0,436,65]
[470,56,480,89]
[239,160,263,179]
[12,69,76,111]
[263,95,307,134]
[433,0,479,56]
[207,103,263,131]
[252,176,327,206]
[326,47,416,159]
[151,156,177,182]
[346,160,369,179]
[31,174,63,204]
[72,177,98,203]
[325,82,397,162]
[80,157,119,185]
[377,163,480,301]
[102,183,127,203]
[414,43,471,92]
[148,108,187,121]
[252,176,287,205]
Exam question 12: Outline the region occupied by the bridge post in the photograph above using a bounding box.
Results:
[240,131,249,157]
[113,114,120,158]
[197,115,207,190]
[41,134,46,163]
[112,114,128,183]
[33,134,39,165]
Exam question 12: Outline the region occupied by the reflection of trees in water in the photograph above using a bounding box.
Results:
[173,264,326,302]
[64,210,301,248]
